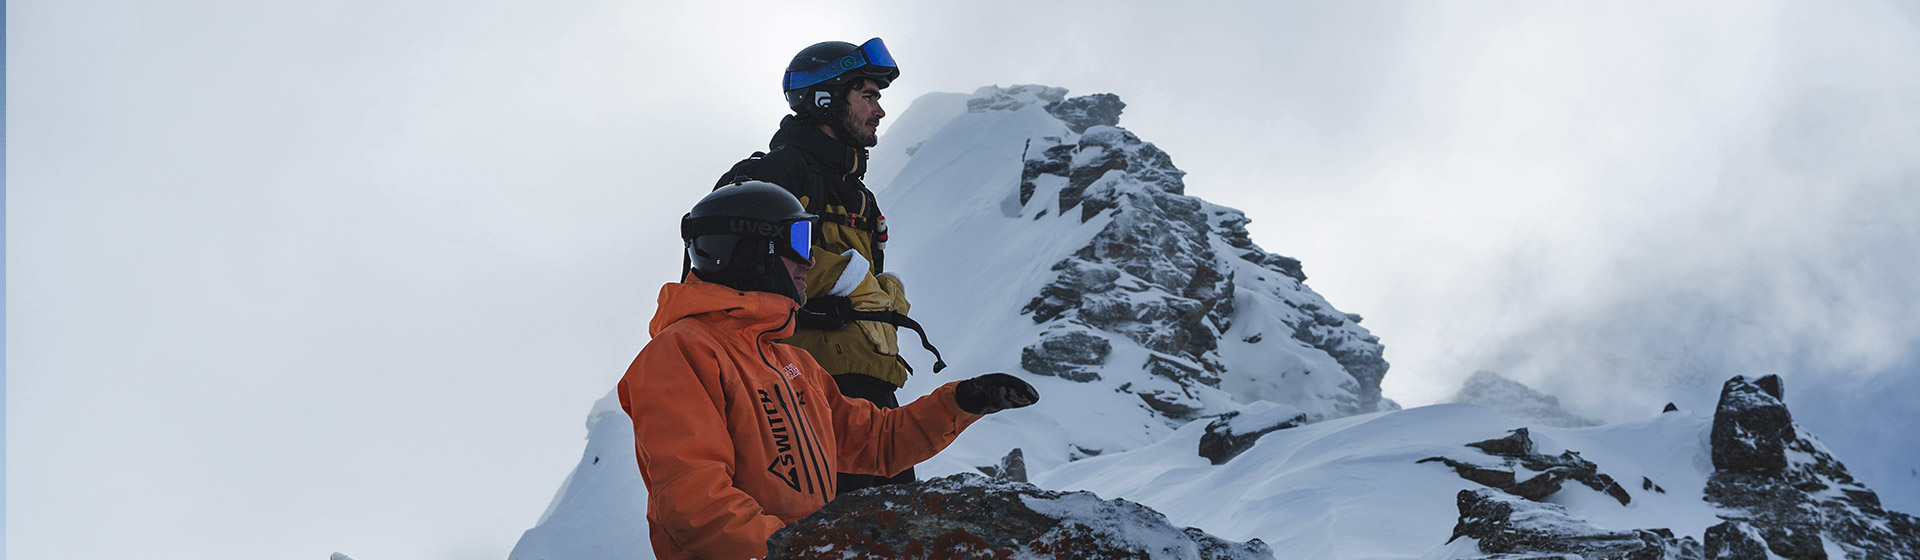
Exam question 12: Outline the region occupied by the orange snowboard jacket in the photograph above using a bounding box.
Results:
[619,276,982,559]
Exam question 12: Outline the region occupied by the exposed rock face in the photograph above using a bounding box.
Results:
[1703,521,1770,560]
[1447,489,1702,559]
[1019,329,1110,382]
[1420,428,1634,505]
[1702,375,1920,560]
[1448,370,1603,428]
[977,448,1029,483]
[1710,374,1794,475]
[1017,124,1229,373]
[1045,93,1125,134]
[765,474,1274,560]
[1198,403,1307,465]
[999,89,1390,424]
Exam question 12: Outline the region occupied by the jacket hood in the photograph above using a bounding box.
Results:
[772,115,867,179]
[649,274,800,339]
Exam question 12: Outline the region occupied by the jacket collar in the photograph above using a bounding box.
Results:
[771,115,867,180]
[649,274,799,340]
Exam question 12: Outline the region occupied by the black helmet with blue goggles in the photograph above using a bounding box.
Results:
[783,37,898,92]
[682,214,813,265]
[682,182,818,277]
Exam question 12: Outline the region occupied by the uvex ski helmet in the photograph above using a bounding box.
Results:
[783,38,898,122]
[681,182,817,303]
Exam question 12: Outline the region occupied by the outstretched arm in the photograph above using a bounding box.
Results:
[828,373,1040,477]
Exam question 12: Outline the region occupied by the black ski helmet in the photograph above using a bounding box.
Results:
[681,182,818,303]
[783,38,898,123]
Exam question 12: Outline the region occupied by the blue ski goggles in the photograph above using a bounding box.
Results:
[781,219,813,262]
[783,37,897,90]
[682,216,814,263]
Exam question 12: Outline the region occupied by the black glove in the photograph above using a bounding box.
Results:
[955,373,1039,415]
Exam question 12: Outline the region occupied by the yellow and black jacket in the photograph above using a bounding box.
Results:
[717,116,918,387]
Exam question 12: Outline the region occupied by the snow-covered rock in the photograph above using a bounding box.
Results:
[1439,488,1702,560]
[1448,370,1602,428]
[875,85,1393,483]
[1703,375,1920,559]
[1420,427,1634,505]
[1197,402,1306,465]
[1008,96,1391,422]
[764,473,1273,559]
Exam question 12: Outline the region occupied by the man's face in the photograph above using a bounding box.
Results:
[781,255,813,306]
[841,79,885,148]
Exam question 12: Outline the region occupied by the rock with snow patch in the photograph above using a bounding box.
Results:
[1703,375,1920,560]
[764,473,1274,559]
[1448,370,1602,428]
[1020,328,1111,382]
[1445,488,1702,560]
[1710,374,1794,475]
[977,447,1029,483]
[1421,427,1633,505]
[991,87,1390,424]
[1703,521,1769,560]
[1198,403,1307,465]
[1044,93,1125,134]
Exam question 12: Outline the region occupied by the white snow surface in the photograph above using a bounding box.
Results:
[510,86,1848,559]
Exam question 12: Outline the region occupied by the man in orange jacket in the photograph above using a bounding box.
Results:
[620,182,1040,559]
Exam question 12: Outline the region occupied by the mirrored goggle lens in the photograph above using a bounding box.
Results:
[785,220,813,261]
[782,38,897,90]
[859,37,895,69]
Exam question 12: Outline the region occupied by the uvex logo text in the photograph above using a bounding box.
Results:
[728,218,778,237]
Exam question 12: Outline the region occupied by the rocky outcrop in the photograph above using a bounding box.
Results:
[1702,375,1920,560]
[1001,88,1390,423]
[1420,427,1634,505]
[1044,93,1125,134]
[976,448,1029,483]
[1019,328,1111,382]
[1016,123,1231,374]
[765,474,1274,559]
[1446,489,1702,559]
[1703,521,1770,560]
[1448,370,1603,428]
[1198,403,1307,465]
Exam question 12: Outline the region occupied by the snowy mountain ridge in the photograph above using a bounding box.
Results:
[876,85,1393,473]
[509,86,1917,559]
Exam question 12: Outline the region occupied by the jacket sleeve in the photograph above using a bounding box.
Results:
[626,330,785,559]
[827,376,984,477]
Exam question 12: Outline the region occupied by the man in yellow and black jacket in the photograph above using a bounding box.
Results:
[715,37,933,491]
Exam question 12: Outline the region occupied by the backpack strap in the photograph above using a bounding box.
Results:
[795,296,947,374]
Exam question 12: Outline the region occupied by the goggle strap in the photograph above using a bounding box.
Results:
[680,215,787,240]
[681,216,812,261]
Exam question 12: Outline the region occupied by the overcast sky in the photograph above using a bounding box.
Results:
[10,1,1920,559]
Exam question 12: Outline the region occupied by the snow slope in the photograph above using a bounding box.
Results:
[1038,405,1723,559]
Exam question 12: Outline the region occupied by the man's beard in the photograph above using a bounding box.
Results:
[839,113,879,148]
